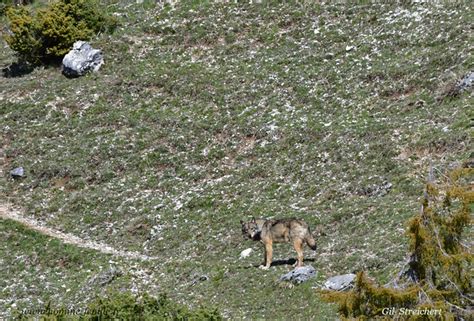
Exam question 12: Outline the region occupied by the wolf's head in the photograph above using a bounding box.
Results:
[240,218,261,241]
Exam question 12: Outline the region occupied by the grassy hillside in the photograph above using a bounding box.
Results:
[1,1,472,319]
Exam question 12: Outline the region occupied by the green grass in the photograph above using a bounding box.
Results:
[1,1,472,319]
[0,218,125,317]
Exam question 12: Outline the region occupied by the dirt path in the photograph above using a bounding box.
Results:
[1,145,158,261]
[0,203,159,261]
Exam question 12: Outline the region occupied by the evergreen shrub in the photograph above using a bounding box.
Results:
[4,0,117,63]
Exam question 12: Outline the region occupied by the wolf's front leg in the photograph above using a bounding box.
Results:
[259,241,273,270]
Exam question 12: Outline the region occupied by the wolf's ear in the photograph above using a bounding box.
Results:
[240,220,244,225]
[251,217,256,223]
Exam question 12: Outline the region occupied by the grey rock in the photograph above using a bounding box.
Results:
[190,273,209,286]
[88,267,122,286]
[199,275,209,281]
[280,265,317,284]
[62,41,104,77]
[456,71,474,92]
[10,167,24,178]
[323,273,356,291]
[359,181,392,197]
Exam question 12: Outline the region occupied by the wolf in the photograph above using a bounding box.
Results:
[240,218,317,270]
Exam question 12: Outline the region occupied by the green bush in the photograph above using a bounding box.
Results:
[86,292,222,320]
[0,0,34,17]
[17,292,222,320]
[4,0,117,63]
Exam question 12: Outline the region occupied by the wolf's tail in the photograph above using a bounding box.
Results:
[305,232,317,251]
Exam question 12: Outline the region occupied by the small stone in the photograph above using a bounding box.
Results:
[10,167,24,178]
[240,248,253,259]
[358,181,392,197]
[191,274,209,285]
[88,267,122,286]
[456,71,474,92]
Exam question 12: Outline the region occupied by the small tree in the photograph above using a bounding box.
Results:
[322,166,473,320]
[0,0,34,16]
[4,0,117,64]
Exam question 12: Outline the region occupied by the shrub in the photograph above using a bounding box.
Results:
[86,292,222,320]
[4,0,117,63]
[17,292,222,320]
[322,166,473,320]
[1,0,34,3]
[0,0,34,17]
